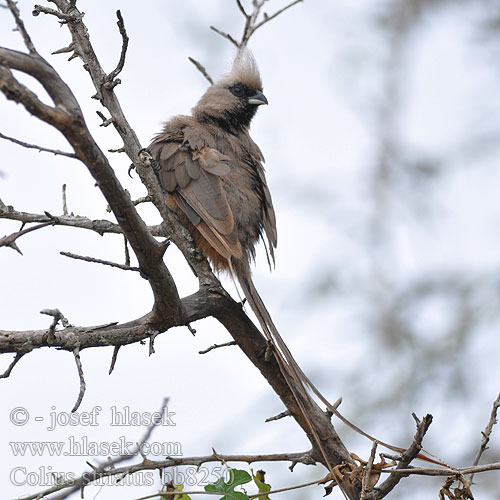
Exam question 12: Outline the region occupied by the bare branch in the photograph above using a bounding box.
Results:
[199,340,237,354]
[188,56,214,85]
[60,251,141,272]
[0,131,77,158]
[106,10,129,83]
[71,346,86,412]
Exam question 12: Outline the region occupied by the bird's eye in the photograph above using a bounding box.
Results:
[230,85,245,97]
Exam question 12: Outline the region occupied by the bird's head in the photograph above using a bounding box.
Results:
[193,50,268,132]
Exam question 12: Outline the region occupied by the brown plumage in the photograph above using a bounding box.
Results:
[149,51,277,295]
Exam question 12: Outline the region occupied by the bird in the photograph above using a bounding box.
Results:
[148,51,280,337]
[147,50,446,470]
[147,49,323,427]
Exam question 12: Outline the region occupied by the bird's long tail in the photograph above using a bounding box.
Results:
[232,260,446,466]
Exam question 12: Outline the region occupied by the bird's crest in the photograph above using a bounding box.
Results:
[219,49,263,90]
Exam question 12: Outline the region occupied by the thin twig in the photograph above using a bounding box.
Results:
[0,132,77,158]
[106,10,129,83]
[7,0,37,53]
[235,0,249,18]
[0,221,52,254]
[252,0,303,32]
[60,251,141,272]
[71,346,86,412]
[470,393,500,482]
[0,352,25,378]
[199,340,237,354]
[209,25,240,47]
[188,57,214,84]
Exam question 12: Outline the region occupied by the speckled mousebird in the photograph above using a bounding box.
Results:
[148,51,333,433]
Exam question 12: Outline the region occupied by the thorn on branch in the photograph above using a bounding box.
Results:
[188,57,214,85]
[62,184,68,215]
[109,345,121,375]
[51,42,74,55]
[71,346,86,412]
[198,340,237,354]
[0,352,25,379]
[265,409,291,423]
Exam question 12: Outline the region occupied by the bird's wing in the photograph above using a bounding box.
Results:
[149,140,242,260]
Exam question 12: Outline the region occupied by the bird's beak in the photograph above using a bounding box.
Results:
[248,90,268,106]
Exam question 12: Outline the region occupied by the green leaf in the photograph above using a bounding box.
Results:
[252,469,271,500]
[204,468,252,500]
